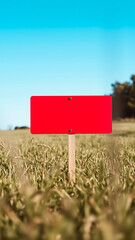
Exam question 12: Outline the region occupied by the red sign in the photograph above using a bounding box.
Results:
[30,96,112,134]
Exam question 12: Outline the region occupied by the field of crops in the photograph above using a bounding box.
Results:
[0,122,135,240]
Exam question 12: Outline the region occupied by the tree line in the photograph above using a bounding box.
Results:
[111,75,135,119]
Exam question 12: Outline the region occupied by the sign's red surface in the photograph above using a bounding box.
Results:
[30,96,112,134]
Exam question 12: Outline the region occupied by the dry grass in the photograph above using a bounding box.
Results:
[0,122,135,240]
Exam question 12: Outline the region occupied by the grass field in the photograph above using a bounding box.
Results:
[0,122,135,240]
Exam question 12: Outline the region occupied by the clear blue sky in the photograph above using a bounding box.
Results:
[0,0,135,129]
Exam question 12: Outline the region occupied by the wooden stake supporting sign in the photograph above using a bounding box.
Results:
[30,96,112,182]
[68,134,75,183]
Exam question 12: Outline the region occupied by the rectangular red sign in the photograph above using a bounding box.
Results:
[30,96,112,134]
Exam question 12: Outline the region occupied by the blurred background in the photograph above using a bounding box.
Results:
[0,0,135,130]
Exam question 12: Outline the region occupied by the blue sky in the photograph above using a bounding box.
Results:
[0,0,135,129]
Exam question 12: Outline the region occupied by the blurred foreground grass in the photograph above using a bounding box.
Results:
[0,122,135,240]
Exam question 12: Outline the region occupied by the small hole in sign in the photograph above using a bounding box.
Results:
[69,129,72,132]
[68,97,72,100]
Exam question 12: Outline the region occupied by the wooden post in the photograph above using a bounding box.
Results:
[68,134,75,183]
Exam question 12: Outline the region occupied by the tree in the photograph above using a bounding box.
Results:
[111,75,135,119]
[127,75,135,117]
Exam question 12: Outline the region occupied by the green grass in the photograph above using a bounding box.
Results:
[0,122,135,240]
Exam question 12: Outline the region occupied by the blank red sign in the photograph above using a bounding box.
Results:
[30,96,112,134]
